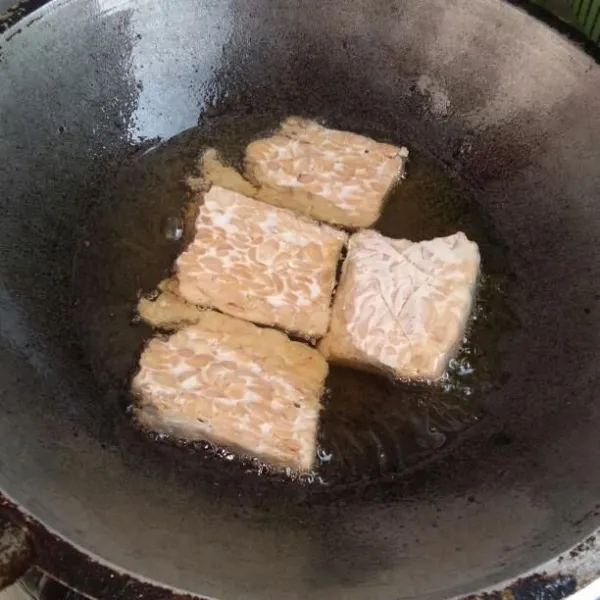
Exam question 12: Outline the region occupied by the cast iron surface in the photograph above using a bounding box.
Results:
[1,0,600,599]
[4,487,600,600]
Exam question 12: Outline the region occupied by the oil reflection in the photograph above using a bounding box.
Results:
[94,0,233,141]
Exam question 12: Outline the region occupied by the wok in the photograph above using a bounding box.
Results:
[1,0,600,598]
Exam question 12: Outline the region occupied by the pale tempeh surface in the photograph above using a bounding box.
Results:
[175,186,347,339]
[319,230,480,381]
[245,117,409,228]
[133,311,328,471]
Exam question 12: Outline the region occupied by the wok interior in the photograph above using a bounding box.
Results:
[70,112,512,486]
[1,0,600,598]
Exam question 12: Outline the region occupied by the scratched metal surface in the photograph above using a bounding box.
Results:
[2,488,600,600]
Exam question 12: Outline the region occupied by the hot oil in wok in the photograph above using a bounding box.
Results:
[72,114,517,487]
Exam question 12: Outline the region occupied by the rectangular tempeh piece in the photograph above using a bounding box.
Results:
[319,230,480,381]
[175,186,347,339]
[132,310,328,471]
[245,117,409,229]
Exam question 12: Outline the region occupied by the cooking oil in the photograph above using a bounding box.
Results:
[72,114,518,487]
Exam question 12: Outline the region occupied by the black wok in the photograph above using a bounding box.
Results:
[1,0,600,598]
